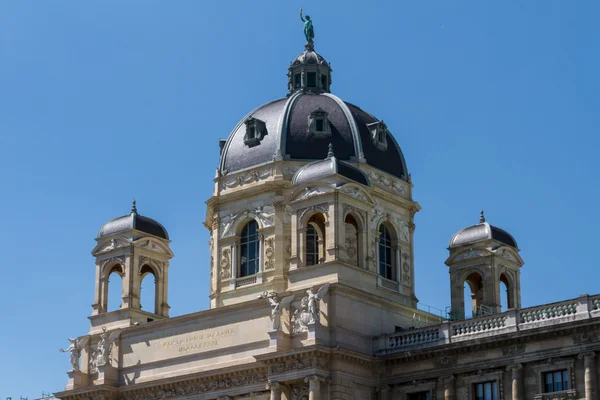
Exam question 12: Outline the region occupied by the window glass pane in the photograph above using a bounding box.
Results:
[307,72,316,87]
[316,118,324,132]
[484,382,492,399]
[240,221,259,277]
[554,371,562,392]
[562,370,569,390]
[306,224,318,266]
[476,383,483,400]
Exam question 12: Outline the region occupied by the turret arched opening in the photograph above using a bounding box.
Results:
[306,213,326,266]
[140,264,158,314]
[106,264,123,312]
[463,271,484,318]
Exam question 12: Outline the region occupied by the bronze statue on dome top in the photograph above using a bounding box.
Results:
[300,8,314,43]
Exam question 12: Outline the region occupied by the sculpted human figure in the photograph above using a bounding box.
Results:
[306,283,330,324]
[60,336,89,371]
[300,8,314,42]
[260,292,295,331]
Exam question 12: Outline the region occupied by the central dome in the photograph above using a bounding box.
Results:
[218,44,408,180]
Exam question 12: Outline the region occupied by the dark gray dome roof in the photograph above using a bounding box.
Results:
[292,145,370,186]
[292,47,330,67]
[219,92,408,180]
[97,202,169,240]
[449,213,517,249]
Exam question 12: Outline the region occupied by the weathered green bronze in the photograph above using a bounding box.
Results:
[300,8,314,42]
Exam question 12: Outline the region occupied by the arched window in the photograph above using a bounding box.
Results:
[305,214,326,266]
[378,224,394,280]
[107,265,123,312]
[140,265,157,314]
[345,214,359,266]
[240,220,260,277]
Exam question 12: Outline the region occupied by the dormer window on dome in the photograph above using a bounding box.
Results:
[367,121,388,151]
[244,116,267,147]
[308,108,331,138]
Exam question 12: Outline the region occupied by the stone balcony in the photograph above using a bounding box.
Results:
[374,293,600,355]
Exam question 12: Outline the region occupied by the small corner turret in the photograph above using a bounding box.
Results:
[445,211,524,320]
[90,200,174,334]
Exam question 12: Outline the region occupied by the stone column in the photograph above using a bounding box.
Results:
[305,375,323,400]
[442,375,455,400]
[267,381,283,400]
[507,364,523,400]
[580,352,597,400]
[377,384,391,400]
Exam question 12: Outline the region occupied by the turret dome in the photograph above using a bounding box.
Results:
[97,201,169,240]
[449,211,517,249]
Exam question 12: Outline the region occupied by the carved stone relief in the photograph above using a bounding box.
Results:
[342,186,368,202]
[222,167,274,190]
[368,171,406,194]
[435,351,458,366]
[298,203,329,223]
[122,374,268,400]
[219,206,275,238]
[499,248,518,263]
[573,330,600,344]
[454,248,486,262]
[285,236,292,257]
[100,256,126,273]
[402,253,411,285]
[98,238,129,253]
[296,187,330,201]
[264,237,275,270]
[501,343,526,356]
[284,206,293,224]
[220,249,231,280]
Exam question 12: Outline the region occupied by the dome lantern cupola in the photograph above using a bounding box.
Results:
[288,41,332,94]
[288,12,332,94]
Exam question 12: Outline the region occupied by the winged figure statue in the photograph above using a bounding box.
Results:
[260,292,295,331]
[60,336,89,371]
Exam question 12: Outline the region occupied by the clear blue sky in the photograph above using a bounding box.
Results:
[1,1,599,396]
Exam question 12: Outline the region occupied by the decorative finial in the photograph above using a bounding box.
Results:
[131,199,138,215]
[327,143,335,158]
[479,210,485,223]
[300,8,315,44]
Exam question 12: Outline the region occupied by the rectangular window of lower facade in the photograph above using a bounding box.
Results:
[544,370,569,393]
[407,391,431,400]
[474,381,497,400]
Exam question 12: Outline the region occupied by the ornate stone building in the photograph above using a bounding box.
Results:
[56,31,600,400]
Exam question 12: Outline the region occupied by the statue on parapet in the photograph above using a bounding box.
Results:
[300,8,314,43]
[60,336,89,371]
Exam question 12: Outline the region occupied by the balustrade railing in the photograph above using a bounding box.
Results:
[388,327,441,349]
[375,294,600,355]
[519,302,578,323]
[452,315,507,336]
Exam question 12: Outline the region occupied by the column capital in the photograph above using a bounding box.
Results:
[438,375,455,383]
[266,380,283,390]
[304,375,326,383]
[375,384,391,393]
[506,363,523,371]
[579,351,596,360]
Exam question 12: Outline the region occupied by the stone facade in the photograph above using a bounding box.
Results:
[55,30,600,400]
